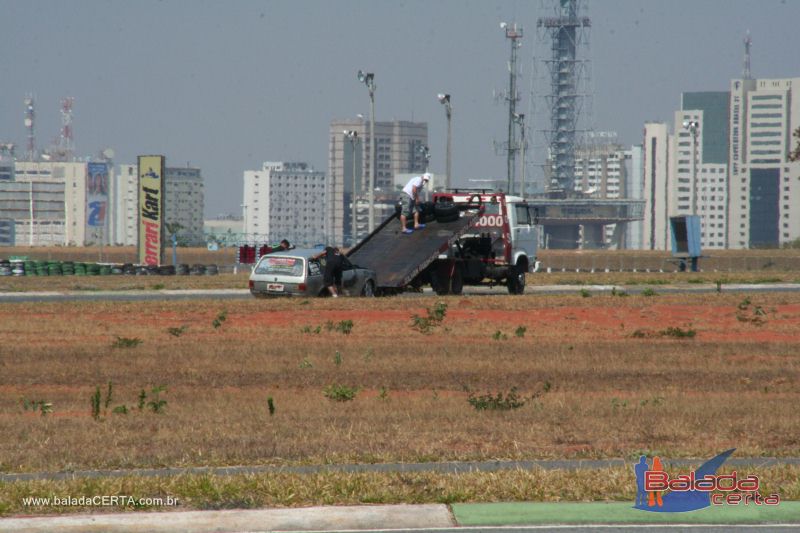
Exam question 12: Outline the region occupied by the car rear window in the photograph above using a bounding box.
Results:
[254,256,305,277]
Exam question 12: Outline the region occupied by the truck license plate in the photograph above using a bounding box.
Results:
[267,283,284,292]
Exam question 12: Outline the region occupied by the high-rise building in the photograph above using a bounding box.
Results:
[114,163,206,246]
[327,119,428,245]
[164,166,205,245]
[674,91,731,249]
[728,77,800,248]
[642,122,674,250]
[242,161,326,247]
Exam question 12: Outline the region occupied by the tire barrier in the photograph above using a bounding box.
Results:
[0,259,220,276]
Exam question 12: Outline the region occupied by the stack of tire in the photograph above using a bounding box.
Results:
[190,264,206,276]
[74,262,87,276]
[205,264,219,275]
[157,265,175,275]
[434,201,459,223]
[0,260,11,277]
[61,261,75,276]
[176,264,190,276]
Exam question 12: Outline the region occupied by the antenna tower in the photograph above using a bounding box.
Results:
[743,31,752,80]
[500,22,523,194]
[24,95,35,161]
[59,97,75,160]
[535,0,591,196]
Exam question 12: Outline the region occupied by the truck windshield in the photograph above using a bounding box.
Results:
[254,256,305,277]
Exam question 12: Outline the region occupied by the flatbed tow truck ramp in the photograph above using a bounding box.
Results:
[347,208,481,293]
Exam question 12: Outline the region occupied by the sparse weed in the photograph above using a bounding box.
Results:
[411,302,448,334]
[267,396,275,416]
[333,351,342,366]
[298,358,313,369]
[112,336,142,348]
[467,387,527,411]
[514,325,527,338]
[147,385,168,413]
[23,398,53,416]
[212,310,228,329]
[661,326,696,338]
[491,330,508,341]
[641,288,658,297]
[323,384,358,402]
[580,288,591,298]
[167,325,188,337]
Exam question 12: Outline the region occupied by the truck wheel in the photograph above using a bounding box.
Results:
[507,265,526,295]
[450,265,463,295]
[430,267,450,296]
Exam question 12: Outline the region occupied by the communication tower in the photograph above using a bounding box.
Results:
[534,0,592,196]
[59,97,75,160]
[24,95,35,161]
[742,31,753,80]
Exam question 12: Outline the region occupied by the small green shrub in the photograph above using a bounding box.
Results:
[167,325,188,337]
[112,336,142,348]
[411,302,448,334]
[467,387,527,411]
[323,384,358,402]
[661,326,696,338]
[212,310,228,329]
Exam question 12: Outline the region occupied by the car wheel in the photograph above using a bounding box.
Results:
[361,280,375,297]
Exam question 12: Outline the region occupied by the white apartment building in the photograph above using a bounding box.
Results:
[242,161,326,247]
[729,77,800,248]
[3,161,111,246]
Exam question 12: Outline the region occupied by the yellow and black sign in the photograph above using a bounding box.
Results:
[138,155,165,266]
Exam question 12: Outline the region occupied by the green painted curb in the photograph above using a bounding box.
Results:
[452,501,800,525]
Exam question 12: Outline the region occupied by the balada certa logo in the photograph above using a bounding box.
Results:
[634,449,780,512]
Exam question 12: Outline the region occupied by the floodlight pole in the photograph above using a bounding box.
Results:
[438,94,452,190]
[358,70,376,234]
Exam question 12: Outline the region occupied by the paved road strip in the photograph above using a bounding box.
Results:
[3,458,799,483]
[452,502,800,526]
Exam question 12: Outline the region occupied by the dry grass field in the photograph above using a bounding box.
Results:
[1,283,799,514]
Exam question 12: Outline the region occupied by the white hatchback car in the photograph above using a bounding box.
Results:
[249,248,378,298]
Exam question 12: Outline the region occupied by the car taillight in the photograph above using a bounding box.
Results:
[298,283,306,292]
[248,280,254,289]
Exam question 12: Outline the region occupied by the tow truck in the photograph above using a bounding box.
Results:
[346,191,538,295]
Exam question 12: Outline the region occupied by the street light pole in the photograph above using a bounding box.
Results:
[683,120,700,214]
[358,70,376,234]
[437,93,452,190]
[344,130,359,245]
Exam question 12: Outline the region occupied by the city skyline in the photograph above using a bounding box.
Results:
[1,0,798,217]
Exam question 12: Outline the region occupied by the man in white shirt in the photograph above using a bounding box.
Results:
[399,173,430,234]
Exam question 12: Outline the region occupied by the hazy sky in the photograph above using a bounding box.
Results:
[2,0,798,217]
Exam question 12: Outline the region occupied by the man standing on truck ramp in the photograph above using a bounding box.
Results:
[399,172,430,234]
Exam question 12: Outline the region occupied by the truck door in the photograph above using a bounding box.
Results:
[510,202,537,263]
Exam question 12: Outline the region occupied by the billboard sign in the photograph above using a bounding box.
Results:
[86,162,109,246]
[138,155,165,266]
